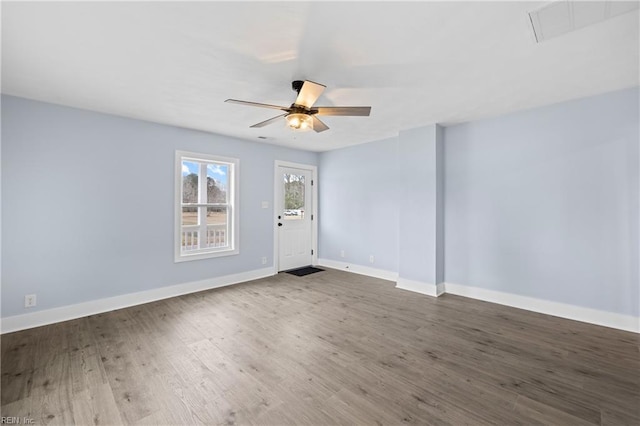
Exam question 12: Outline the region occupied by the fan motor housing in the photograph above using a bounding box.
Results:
[288,104,315,115]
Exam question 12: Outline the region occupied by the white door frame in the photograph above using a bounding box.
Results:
[273,160,318,274]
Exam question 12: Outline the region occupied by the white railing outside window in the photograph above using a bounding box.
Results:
[181,224,228,252]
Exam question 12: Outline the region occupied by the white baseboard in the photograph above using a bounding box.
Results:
[444,282,640,333]
[6,267,635,334]
[396,278,444,297]
[317,258,398,282]
[1,267,274,334]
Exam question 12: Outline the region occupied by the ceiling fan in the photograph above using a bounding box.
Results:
[225,80,371,133]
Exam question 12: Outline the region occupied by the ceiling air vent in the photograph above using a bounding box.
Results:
[529,0,639,43]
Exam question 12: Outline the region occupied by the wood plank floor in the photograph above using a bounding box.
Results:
[1,268,639,425]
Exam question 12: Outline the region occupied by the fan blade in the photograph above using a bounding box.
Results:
[294,80,326,108]
[225,99,289,111]
[312,116,329,133]
[315,106,371,116]
[250,114,286,128]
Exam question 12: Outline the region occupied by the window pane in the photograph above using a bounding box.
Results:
[284,174,305,220]
[207,163,229,203]
[181,207,198,226]
[182,161,199,203]
[206,206,228,248]
[206,206,227,225]
[181,230,199,251]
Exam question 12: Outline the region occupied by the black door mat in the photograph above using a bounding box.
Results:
[285,266,325,277]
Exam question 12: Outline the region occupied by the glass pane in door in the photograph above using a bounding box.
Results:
[283,174,305,220]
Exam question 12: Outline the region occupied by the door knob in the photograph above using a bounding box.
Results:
[278,223,283,227]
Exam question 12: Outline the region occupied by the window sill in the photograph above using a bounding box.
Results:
[174,248,239,263]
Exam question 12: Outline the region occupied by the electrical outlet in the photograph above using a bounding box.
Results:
[261,256,267,265]
[25,294,37,308]
[369,255,375,263]
[340,250,345,258]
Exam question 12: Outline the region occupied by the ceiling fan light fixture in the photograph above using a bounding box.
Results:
[286,113,313,131]
[226,80,370,133]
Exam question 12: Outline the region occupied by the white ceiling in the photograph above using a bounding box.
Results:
[2,1,638,152]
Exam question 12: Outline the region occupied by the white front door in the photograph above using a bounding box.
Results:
[277,166,313,271]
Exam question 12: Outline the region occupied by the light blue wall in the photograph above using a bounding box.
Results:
[318,137,399,272]
[319,124,445,286]
[397,125,443,284]
[4,87,638,319]
[1,95,317,317]
[319,87,638,317]
[445,88,639,316]
[435,126,445,284]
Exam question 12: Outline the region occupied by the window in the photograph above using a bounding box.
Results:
[283,173,306,220]
[175,151,239,262]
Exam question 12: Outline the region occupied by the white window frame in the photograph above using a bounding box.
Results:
[175,150,239,262]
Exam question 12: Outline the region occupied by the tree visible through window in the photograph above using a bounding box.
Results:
[175,151,239,261]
